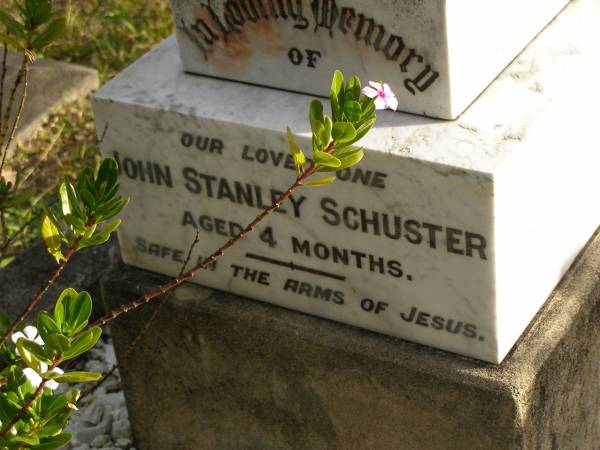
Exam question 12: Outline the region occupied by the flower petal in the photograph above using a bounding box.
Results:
[382,83,394,97]
[374,96,388,110]
[386,95,399,111]
[45,367,64,391]
[369,81,383,91]
[11,332,25,344]
[23,326,38,340]
[362,86,379,98]
[23,368,42,388]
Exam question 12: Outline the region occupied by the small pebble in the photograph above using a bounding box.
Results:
[115,437,133,448]
[91,434,111,448]
[64,332,134,450]
[111,419,132,440]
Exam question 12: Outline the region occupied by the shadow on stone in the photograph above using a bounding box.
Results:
[101,228,600,449]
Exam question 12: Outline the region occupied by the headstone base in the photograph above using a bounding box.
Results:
[102,228,600,450]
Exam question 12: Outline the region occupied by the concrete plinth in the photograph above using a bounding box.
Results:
[1,52,98,157]
[102,228,600,450]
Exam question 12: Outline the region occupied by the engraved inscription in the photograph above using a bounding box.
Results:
[179,0,439,95]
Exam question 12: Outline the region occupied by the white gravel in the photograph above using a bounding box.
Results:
[64,328,135,450]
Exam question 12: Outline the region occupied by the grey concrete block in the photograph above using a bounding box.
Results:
[1,51,98,155]
[102,227,600,450]
[0,238,119,321]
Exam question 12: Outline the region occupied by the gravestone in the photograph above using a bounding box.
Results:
[101,227,600,449]
[171,0,569,119]
[93,0,599,364]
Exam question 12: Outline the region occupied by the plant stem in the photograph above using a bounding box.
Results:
[0,238,81,348]
[87,142,335,330]
[0,43,8,131]
[81,230,201,400]
[0,208,6,251]
[0,54,30,175]
[0,357,60,436]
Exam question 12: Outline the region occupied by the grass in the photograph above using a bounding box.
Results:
[44,0,174,82]
[0,0,174,265]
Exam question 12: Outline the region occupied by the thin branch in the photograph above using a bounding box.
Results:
[18,124,65,188]
[0,356,60,436]
[0,237,82,348]
[80,230,201,400]
[0,53,25,147]
[96,122,108,146]
[0,43,8,131]
[87,142,336,331]
[0,55,30,174]
[0,208,6,249]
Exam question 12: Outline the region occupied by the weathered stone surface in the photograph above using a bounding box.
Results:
[102,228,600,449]
[94,0,600,364]
[1,52,98,156]
[171,0,569,119]
[0,239,119,321]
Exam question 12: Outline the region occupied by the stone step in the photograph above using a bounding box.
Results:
[92,0,600,363]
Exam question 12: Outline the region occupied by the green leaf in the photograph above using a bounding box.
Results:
[64,181,83,218]
[58,183,71,216]
[313,150,341,169]
[63,213,85,232]
[21,338,52,364]
[42,206,66,241]
[41,215,63,262]
[96,158,119,192]
[304,176,337,187]
[53,304,65,330]
[319,147,364,172]
[353,118,376,143]
[78,188,95,210]
[309,100,324,135]
[360,98,376,120]
[343,100,362,123]
[336,147,365,170]
[13,435,41,446]
[54,288,76,332]
[95,196,127,220]
[318,115,332,148]
[50,371,101,383]
[76,219,120,250]
[31,433,72,450]
[31,17,65,50]
[20,0,52,30]
[0,10,26,38]
[68,291,92,330]
[62,327,101,360]
[286,127,306,175]
[345,76,361,102]
[331,122,357,144]
[44,333,70,353]
[99,182,119,203]
[0,394,19,423]
[330,70,344,98]
[17,338,42,371]
[37,311,61,342]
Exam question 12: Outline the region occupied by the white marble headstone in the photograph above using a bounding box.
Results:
[171,0,570,119]
[93,0,599,363]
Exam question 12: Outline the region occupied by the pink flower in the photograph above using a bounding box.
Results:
[362,81,398,111]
